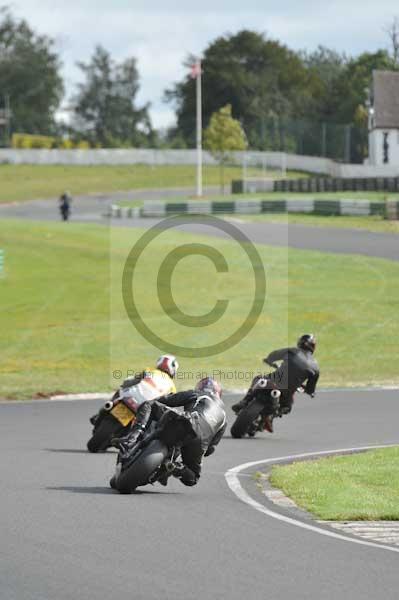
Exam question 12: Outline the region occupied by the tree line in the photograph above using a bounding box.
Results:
[1,6,398,161]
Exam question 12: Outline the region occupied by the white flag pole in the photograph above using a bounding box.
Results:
[196,58,203,197]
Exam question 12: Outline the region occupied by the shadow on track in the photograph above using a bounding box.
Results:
[43,448,117,454]
[46,485,180,495]
[47,486,115,495]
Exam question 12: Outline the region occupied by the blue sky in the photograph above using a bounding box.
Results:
[13,0,399,128]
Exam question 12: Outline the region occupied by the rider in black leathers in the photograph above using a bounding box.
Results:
[112,378,227,487]
[232,334,319,432]
[59,191,71,221]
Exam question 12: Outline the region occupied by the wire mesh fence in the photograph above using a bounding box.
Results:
[244,116,366,164]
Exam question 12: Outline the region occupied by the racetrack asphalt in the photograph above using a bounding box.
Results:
[1,192,399,599]
[1,390,398,600]
[1,191,398,261]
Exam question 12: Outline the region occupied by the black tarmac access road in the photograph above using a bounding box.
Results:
[0,391,398,600]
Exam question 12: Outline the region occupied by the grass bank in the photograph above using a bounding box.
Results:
[0,164,305,204]
[1,219,398,398]
[234,213,399,234]
[269,447,399,520]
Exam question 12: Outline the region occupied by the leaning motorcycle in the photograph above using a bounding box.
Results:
[230,378,281,439]
[87,387,138,453]
[110,409,195,494]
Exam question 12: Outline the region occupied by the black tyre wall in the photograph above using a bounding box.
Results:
[230,400,264,438]
[116,439,168,493]
[87,415,122,453]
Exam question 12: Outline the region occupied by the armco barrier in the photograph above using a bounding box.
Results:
[107,199,388,219]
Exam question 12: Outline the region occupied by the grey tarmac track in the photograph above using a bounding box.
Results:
[1,391,399,600]
[1,192,399,599]
[1,191,398,260]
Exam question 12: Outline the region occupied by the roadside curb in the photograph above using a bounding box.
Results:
[226,444,399,554]
[1,385,398,404]
[260,448,399,547]
[107,198,387,219]
[50,392,110,401]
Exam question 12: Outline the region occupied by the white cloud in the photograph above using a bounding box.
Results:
[11,1,399,128]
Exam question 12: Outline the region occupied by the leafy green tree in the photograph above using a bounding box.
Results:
[384,17,399,66]
[301,46,347,121]
[165,30,399,162]
[0,6,63,138]
[165,30,314,149]
[332,50,397,161]
[333,50,396,124]
[73,45,152,147]
[204,104,247,192]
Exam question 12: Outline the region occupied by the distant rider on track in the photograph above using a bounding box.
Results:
[232,334,320,432]
[59,191,72,221]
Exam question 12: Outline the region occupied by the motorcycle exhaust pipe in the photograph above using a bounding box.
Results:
[271,389,281,399]
[104,400,114,411]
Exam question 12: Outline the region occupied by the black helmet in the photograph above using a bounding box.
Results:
[297,334,316,353]
[195,377,222,400]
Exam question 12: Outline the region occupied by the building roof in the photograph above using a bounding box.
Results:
[372,70,399,129]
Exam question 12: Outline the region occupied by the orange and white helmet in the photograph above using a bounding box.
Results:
[156,354,179,378]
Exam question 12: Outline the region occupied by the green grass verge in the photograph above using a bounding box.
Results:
[233,213,399,234]
[1,219,398,398]
[0,164,305,204]
[269,447,399,520]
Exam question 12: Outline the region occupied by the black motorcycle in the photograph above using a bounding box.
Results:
[230,378,281,439]
[110,409,195,494]
[87,387,138,453]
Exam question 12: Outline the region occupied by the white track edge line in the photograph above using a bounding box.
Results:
[225,444,399,554]
[2,386,399,405]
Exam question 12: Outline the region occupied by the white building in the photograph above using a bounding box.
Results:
[368,70,399,166]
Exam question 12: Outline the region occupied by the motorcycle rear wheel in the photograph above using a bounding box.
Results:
[116,439,168,494]
[87,415,121,453]
[230,400,264,439]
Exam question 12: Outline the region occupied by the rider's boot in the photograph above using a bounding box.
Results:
[263,415,274,433]
[158,468,170,487]
[111,426,143,453]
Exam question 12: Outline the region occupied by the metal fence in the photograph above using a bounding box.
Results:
[244,116,366,164]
